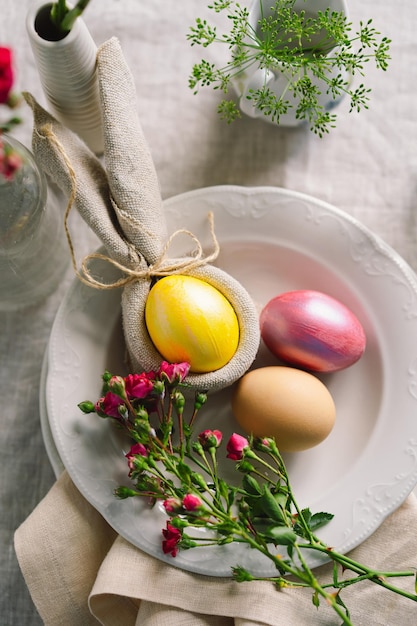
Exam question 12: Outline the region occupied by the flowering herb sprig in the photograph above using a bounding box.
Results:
[80,362,417,625]
[187,0,391,136]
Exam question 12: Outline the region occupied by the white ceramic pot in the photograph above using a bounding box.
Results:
[233,0,349,127]
[26,1,104,154]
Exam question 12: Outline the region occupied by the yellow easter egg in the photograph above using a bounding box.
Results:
[145,275,239,373]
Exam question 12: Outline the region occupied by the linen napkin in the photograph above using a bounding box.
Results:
[14,471,417,626]
[23,36,260,394]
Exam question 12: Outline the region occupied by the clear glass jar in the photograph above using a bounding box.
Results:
[0,134,69,310]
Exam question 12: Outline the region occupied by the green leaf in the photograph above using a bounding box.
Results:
[242,474,262,496]
[176,460,192,485]
[309,511,334,531]
[190,472,208,490]
[300,508,312,525]
[265,525,297,546]
[251,516,281,537]
[273,490,290,512]
[312,590,320,608]
[335,591,350,618]
[259,486,286,523]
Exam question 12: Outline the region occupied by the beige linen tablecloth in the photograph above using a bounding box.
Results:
[14,472,417,625]
[3,1,417,625]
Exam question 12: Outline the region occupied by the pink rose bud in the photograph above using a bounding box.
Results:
[163,497,182,514]
[124,372,155,399]
[226,433,249,461]
[95,391,126,419]
[182,493,203,511]
[126,442,148,460]
[158,361,190,384]
[125,443,149,475]
[198,429,223,450]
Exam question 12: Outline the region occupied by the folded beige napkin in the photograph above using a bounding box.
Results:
[24,36,260,395]
[14,471,417,626]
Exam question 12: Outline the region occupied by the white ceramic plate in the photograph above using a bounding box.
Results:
[45,185,417,577]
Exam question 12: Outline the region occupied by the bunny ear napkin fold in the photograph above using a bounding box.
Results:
[24,37,260,392]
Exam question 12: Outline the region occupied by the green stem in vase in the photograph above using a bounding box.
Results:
[50,0,92,35]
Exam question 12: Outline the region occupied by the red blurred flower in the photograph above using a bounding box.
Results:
[226,433,249,461]
[162,521,182,557]
[0,137,22,180]
[0,47,13,104]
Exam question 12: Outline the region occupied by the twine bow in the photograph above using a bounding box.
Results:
[76,213,220,290]
[37,125,220,290]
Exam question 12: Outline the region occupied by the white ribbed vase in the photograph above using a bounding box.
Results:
[26,2,104,154]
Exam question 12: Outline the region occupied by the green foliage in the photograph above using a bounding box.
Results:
[187,0,391,135]
[84,368,417,626]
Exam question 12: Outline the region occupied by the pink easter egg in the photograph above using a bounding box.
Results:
[260,290,366,372]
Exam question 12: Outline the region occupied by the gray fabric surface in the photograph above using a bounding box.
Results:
[2,0,417,624]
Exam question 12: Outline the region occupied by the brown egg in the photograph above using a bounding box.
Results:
[231,366,336,452]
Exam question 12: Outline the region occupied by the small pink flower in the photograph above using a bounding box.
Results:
[163,497,182,514]
[158,361,190,385]
[162,521,182,556]
[95,391,125,419]
[125,443,148,476]
[226,433,249,461]
[125,442,148,474]
[198,429,223,450]
[256,437,274,451]
[182,493,203,511]
[126,442,148,460]
[124,371,155,399]
[107,375,126,398]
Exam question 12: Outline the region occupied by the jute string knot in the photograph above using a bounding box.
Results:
[36,124,220,290]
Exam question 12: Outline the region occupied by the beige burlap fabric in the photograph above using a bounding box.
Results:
[24,37,260,392]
